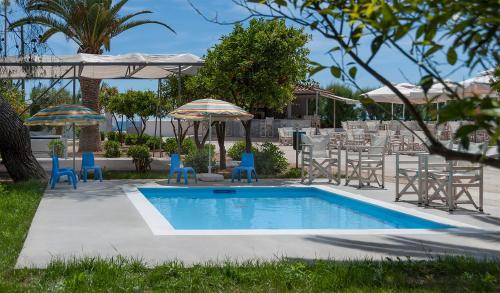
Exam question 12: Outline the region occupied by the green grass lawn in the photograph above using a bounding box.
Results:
[1,180,499,292]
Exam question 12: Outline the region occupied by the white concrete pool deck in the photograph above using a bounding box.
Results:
[16,179,500,268]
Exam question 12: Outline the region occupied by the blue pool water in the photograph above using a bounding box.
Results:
[139,187,452,230]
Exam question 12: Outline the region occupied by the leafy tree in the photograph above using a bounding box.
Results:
[99,85,124,136]
[235,0,500,168]
[188,18,310,152]
[0,81,25,117]
[11,0,174,152]
[106,90,158,142]
[319,83,361,127]
[28,84,75,116]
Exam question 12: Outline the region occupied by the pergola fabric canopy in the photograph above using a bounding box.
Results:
[0,53,203,79]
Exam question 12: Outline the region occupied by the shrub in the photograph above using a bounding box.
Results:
[162,137,196,155]
[282,168,303,178]
[227,141,257,161]
[184,148,215,173]
[48,139,65,157]
[255,142,288,175]
[124,133,138,145]
[127,145,152,173]
[146,136,162,150]
[104,141,121,158]
[106,131,118,141]
[100,131,105,141]
[136,133,150,145]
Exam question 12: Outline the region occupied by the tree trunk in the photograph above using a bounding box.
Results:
[193,121,210,150]
[79,77,102,152]
[0,95,47,182]
[242,120,253,153]
[215,122,226,170]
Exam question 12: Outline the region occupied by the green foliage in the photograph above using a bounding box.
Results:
[188,18,310,110]
[0,81,26,117]
[106,131,118,141]
[162,137,196,155]
[104,90,159,138]
[127,145,152,173]
[146,136,163,150]
[186,18,310,150]
[251,0,500,165]
[282,168,303,179]
[184,148,215,173]
[48,139,65,157]
[103,141,120,158]
[228,141,257,161]
[11,0,173,54]
[255,142,288,175]
[124,133,138,145]
[320,83,362,126]
[29,84,74,117]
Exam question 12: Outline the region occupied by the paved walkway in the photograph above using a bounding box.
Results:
[16,179,500,268]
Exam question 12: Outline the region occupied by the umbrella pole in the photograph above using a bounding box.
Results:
[208,115,212,174]
[72,123,76,170]
[436,103,439,123]
[391,103,394,119]
[402,104,406,120]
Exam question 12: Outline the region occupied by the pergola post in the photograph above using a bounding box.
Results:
[72,65,76,170]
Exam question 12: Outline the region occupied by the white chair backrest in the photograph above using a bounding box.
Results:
[302,135,330,158]
[369,135,388,155]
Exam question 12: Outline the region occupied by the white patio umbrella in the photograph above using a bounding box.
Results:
[363,83,419,119]
[168,99,253,174]
[459,69,498,97]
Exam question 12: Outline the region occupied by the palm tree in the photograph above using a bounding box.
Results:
[10,0,174,151]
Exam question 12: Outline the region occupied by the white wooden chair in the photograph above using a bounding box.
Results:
[278,127,293,145]
[301,135,341,185]
[395,151,428,204]
[424,157,484,212]
[345,134,388,188]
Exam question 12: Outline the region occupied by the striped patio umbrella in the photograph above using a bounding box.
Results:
[25,104,105,126]
[168,98,253,121]
[25,104,105,169]
[168,99,253,174]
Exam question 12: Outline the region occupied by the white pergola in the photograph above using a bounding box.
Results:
[0,53,204,157]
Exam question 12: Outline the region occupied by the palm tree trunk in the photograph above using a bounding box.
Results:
[79,77,102,152]
[0,95,47,182]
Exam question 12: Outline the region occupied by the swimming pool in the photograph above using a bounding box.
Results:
[136,187,453,231]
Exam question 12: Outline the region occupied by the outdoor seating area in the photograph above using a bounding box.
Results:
[0,1,499,290]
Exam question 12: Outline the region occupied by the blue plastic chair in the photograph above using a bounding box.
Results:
[231,152,258,183]
[80,152,103,182]
[50,156,77,189]
[168,154,197,185]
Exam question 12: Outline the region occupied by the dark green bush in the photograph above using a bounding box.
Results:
[106,131,118,141]
[136,133,150,145]
[227,141,257,161]
[124,133,138,145]
[146,136,163,150]
[184,148,215,173]
[127,145,152,173]
[48,139,65,157]
[162,137,196,155]
[255,142,288,175]
[282,168,303,178]
[104,141,121,158]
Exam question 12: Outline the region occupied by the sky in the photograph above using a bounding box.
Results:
[9,0,484,95]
